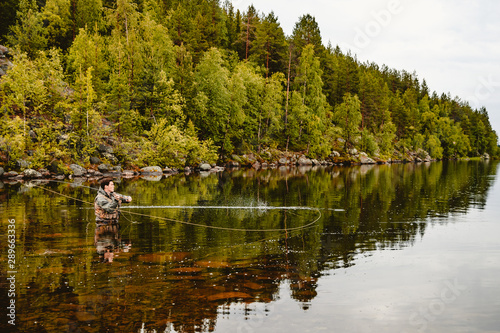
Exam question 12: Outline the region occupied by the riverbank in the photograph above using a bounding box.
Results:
[1,147,490,184]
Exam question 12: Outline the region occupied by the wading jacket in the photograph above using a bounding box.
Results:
[94,187,131,223]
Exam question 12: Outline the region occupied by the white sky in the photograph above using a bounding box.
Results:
[232,0,500,134]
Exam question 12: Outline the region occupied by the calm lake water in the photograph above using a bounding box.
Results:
[1,160,500,333]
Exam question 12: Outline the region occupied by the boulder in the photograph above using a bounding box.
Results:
[199,163,212,171]
[227,161,240,168]
[330,150,341,158]
[297,157,312,165]
[90,156,101,164]
[98,164,110,172]
[4,171,19,178]
[278,157,289,165]
[211,166,225,172]
[140,166,163,175]
[98,144,114,154]
[0,45,12,77]
[482,153,490,160]
[70,164,86,177]
[122,170,135,177]
[23,169,42,178]
[358,153,376,164]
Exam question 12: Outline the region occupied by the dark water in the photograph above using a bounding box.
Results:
[1,161,500,333]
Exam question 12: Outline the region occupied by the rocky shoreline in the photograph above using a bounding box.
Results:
[0,147,461,185]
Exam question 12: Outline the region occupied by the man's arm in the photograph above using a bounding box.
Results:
[113,192,132,203]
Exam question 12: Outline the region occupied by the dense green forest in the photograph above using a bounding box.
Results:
[0,0,498,171]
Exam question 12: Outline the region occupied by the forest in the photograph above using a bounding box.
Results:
[0,0,498,172]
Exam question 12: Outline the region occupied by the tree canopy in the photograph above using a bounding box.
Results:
[0,0,497,169]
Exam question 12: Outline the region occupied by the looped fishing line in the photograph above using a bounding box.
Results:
[29,182,322,232]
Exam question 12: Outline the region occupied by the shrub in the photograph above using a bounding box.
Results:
[145,119,218,168]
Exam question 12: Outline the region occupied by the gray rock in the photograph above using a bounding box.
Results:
[211,166,225,172]
[70,164,86,177]
[199,163,212,171]
[23,169,42,178]
[122,170,135,177]
[252,161,261,169]
[140,166,163,174]
[297,157,312,165]
[278,157,289,165]
[90,156,100,164]
[16,159,31,170]
[98,144,114,154]
[98,164,110,172]
[330,150,341,157]
[359,153,376,164]
[4,171,19,178]
[0,167,4,177]
[348,148,358,156]
[102,152,118,164]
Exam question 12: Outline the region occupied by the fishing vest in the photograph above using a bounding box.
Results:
[94,191,121,223]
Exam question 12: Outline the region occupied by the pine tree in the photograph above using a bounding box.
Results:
[8,0,47,57]
[249,11,287,76]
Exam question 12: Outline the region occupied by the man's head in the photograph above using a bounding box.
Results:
[100,178,115,193]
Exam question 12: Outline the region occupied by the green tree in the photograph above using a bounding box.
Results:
[249,11,287,76]
[334,93,361,151]
[290,14,322,54]
[67,27,109,98]
[0,0,21,45]
[260,72,285,150]
[75,0,104,33]
[40,0,73,50]
[288,44,329,155]
[8,0,47,57]
[192,48,231,151]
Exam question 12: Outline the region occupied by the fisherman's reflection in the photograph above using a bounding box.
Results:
[94,178,132,262]
[94,223,131,262]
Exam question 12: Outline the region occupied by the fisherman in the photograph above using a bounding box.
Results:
[94,178,132,225]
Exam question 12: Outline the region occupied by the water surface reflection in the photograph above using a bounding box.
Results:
[0,160,498,332]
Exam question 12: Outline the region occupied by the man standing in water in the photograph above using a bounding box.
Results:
[94,178,132,262]
[94,178,132,224]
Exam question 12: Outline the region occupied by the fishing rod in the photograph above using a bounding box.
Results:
[121,205,345,212]
[26,181,326,232]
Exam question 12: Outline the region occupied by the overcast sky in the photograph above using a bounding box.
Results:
[232,0,500,134]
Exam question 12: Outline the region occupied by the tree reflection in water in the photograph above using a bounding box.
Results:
[0,160,497,332]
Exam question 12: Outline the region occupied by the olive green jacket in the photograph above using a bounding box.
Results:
[94,187,131,223]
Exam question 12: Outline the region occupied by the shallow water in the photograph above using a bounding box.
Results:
[1,160,499,332]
